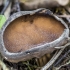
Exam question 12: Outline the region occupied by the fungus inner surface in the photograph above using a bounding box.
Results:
[3,14,65,53]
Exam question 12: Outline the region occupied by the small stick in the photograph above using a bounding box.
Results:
[54,50,70,67]
[54,60,70,70]
[13,0,20,12]
[41,43,70,70]
[0,60,9,70]
[41,50,59,70]
[56,15,70,18]
[1,0,11,15]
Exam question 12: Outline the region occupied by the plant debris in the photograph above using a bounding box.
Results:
[0,0,70,70]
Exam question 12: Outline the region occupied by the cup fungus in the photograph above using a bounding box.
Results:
[3,15,65,53]
[0,9,69,62]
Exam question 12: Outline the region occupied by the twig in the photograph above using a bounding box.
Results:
[1,0,11,15]
[54,50,70,66]
[54,60,70,70]
[56,15,70,18]
[41,50,61,70]
[4,1,12,19]
[13,0,20,12]
[41,43,70,70]
[0,60,9,70]
[55,7,70,23]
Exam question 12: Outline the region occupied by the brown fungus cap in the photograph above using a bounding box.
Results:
[3,14,65,53]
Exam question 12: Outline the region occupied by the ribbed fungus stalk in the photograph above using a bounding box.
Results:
[3,14,65,53]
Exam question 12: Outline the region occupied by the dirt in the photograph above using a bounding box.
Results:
[3,14,65,53]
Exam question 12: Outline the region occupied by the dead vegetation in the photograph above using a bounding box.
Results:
[0,0,70,70]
